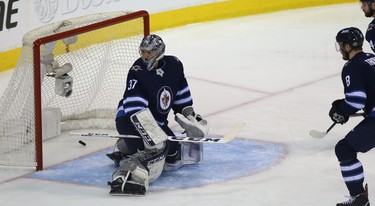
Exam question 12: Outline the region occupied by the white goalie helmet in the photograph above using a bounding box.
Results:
[139,34,165,71]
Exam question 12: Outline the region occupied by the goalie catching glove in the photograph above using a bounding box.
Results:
[175,106,209,137]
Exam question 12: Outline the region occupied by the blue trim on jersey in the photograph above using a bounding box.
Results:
[124,106,146,114]
[116,96,149,118]
[174,86,192,105]
[345,91,367,99]
[174,96,192,105]
[344,100,365,110]
[176,86,190,96]
[345,90,366,110]
[123,96,149,106]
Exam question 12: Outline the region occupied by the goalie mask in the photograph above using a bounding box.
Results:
[139,34,165,71]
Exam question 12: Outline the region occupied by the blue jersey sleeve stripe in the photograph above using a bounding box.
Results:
[345,99,365,110]
[116,106,146,118]
[176,86,190,96]
[123,96,149,106]
[116,96,149,118]
[174,96,192,105]
[345,91,367,99]
[345,90,366,110]
[124,106,146,114]
[175,85,192,105]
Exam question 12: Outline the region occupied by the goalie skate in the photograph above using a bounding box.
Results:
[108,178,146,196]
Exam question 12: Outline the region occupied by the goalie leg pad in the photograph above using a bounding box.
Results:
[181,142,203,165]
[109,170,147,195]
[110,159,149,195]
[109,144,168,194]
[137,145,168,182]
[164,142,203,171]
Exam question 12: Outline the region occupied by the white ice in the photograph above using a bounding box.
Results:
[1,3,375,206]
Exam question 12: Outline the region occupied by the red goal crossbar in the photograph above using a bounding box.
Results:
[32,11,150,171]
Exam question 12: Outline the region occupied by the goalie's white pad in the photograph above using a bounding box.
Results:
[110,148,167,194]
[131,108,168,149]
[180,142,203,165]
[175,113,209,137]
[111,162,148,195]
[164,142,203,171]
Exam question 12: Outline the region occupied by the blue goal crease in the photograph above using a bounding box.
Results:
[29,138,286,191]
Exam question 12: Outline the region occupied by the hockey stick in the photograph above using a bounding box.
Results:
[168,122,245,143]
[309,122,336,139]
[309,113,364,139]
[70,122,245,144]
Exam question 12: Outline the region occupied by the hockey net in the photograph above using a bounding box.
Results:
[0,10,150,170]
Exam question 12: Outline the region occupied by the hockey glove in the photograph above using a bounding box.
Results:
[329,99,349,124]
[175,106,209,138]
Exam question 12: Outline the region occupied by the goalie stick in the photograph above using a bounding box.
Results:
[309,113,364,139]
[70,122,245,144]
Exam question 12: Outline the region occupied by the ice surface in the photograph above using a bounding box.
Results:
[1,3,375,206]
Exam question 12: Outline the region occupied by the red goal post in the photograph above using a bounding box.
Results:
[0,10,150,171]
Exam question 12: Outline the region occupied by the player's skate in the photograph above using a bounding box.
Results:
[337,184,370,206]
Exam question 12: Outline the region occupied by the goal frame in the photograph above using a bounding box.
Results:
[32,10,150,171]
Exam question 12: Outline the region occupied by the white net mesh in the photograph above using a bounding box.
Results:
[0,11,148,168]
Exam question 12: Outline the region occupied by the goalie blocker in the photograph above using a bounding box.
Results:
[131,107,207,170]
